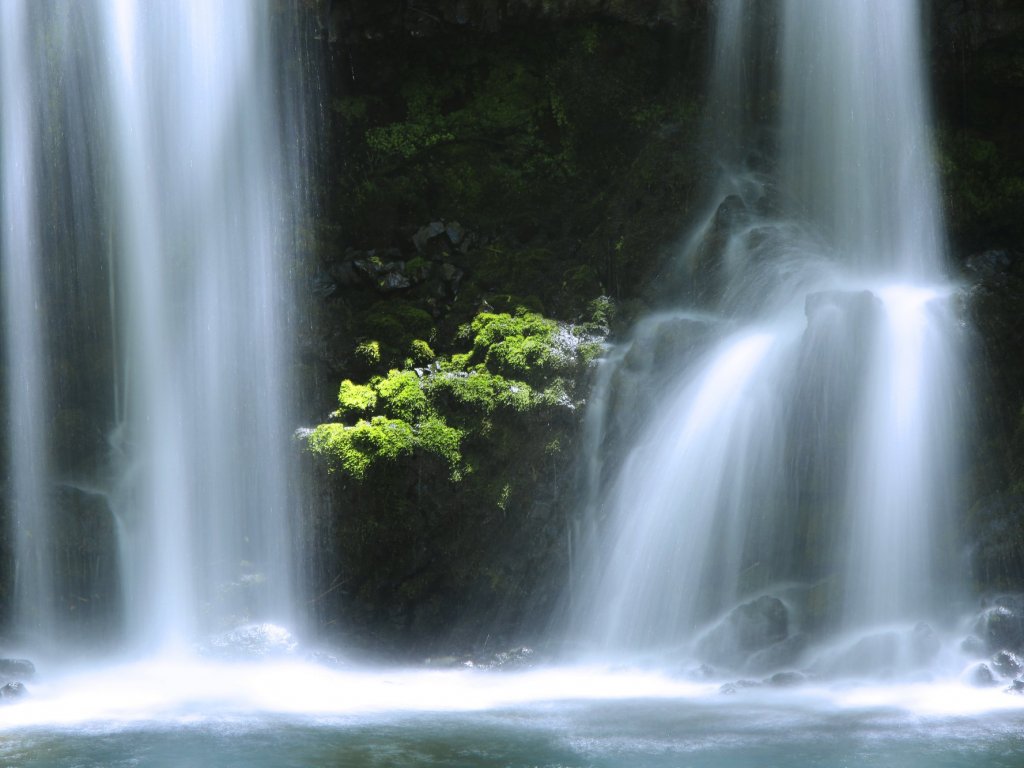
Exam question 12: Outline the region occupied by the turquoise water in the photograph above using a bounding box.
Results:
[2,664,1023,767]
[3,702,1024,767]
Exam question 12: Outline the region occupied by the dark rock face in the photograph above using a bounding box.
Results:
[323,0,711,42]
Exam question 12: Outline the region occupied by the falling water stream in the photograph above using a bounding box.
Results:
[1,0,304,658]
[0,1,1021,765]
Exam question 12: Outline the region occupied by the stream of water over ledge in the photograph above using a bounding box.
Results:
[1,0,1023,764]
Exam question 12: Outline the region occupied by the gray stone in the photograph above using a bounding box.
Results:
[697,596,788,669]
[0,659,35,679]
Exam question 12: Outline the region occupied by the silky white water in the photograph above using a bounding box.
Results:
[571,0,967,671]
[0,1,54,644]
[0,0,305,656]
[101,0,297,653]
[0,2,1020,764]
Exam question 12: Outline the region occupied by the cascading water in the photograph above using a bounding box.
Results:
[0,1,308,656]
[101,0,300,654]
[571,0,967,671]
[0,1,54,644]
[0,1,1022,763]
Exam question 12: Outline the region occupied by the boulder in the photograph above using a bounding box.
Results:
[696,595,788,669]
[0,659,35,679]
[745,633,808,674]
[965,662,998,687]
[974,595,1024,654]
[992,649,1023,678]
[766,670,805,688]
[0,682,26,700]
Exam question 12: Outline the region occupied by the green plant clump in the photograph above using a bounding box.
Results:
[307,309,596,481]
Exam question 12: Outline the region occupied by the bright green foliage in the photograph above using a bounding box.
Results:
[375,369,429,422]
[409,339,434,365]
[355,340,381,367]
[334,380,378,418]
[417,416,464,475]
[468,311,559,379]
[308,417,416,479]
[426,371,533,413]
[307,308,598,482]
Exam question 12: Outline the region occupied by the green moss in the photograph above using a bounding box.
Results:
[308,308,602,486]
[465,310,561,380]
[429,370,534,413]
[355,340,381,367]
[359,301,436,367]
[375,369,429,422]
[308,417,416,479]
[334,380,377,418]
[417,416,464,478]
[409,339,435,365]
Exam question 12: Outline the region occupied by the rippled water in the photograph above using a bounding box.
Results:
[2,663,1024,767]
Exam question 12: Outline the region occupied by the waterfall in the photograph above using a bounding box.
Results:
[0,1,310,655]
[572,0,966,670]
[0,0,54,642]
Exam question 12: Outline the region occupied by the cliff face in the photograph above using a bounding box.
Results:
[300,0,1024,656]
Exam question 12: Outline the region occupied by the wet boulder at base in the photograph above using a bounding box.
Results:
[0,658,34,678]
[695,596,789,670]
[0,681,26,701]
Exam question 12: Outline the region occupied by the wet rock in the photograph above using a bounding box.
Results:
[381,271,412,291]
[961,634,987,657]
[412,221,446,252]
[974,596,1024,653]
[992,650,1023,678]
[965,662,998,687]
[691,194,748,303]
[0,659,35,679]
[0,682,26,700]
[966,249,1015,284]
[745,633,808,674]
[696,596,788,669]
[444,220,465,246]
[719,679,762,695]
[310,272,337,298]
[1006,679,1024,695]
[201,623,298,660]
[766,671,805,688]
[476,646,536,670]
[327,260,361,288]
